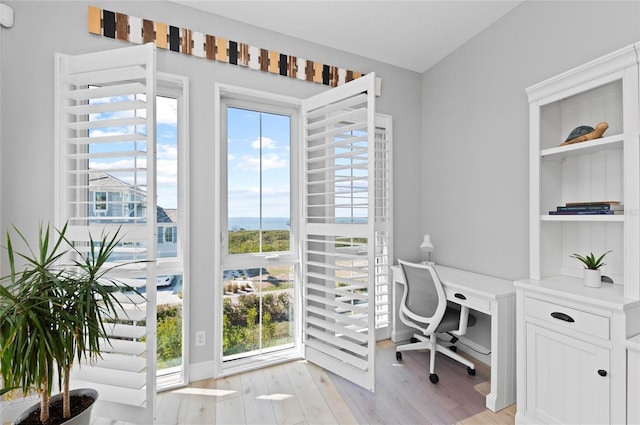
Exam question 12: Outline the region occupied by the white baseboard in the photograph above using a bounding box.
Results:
[455,335,491,366]
[391,328,414,343]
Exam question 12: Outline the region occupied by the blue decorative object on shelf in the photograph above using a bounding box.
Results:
[561,121,609,146]
[565,125,595,142]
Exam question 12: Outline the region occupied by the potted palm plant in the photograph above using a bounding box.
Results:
[570,250,612,288]
[0,222,140,424]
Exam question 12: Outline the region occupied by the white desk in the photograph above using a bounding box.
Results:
[391,264,516,412]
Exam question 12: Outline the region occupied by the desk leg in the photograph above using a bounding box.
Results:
[486,294,517,412]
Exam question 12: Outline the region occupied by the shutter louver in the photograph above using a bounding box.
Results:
[55,43,157,424]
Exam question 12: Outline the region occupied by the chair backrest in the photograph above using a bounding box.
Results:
[398,260,447,335]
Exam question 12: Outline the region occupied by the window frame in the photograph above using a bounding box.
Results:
[220,96,299,268]
[214,84,303,377]
[155,73,190,390]
[155,76,189,273]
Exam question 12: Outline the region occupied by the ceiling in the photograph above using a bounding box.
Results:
[172,1,523,73]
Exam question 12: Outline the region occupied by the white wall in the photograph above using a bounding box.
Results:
[0,1,422,368]
[422,1,640,281]
[421,1,639,350]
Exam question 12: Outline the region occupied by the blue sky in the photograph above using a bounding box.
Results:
[226,107,291,218]
[88,96,292,217]
[89,95,178,209]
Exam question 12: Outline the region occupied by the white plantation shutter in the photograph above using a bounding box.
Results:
[54,43,157,424]
[301,73,382,391]
[373,115,393,337]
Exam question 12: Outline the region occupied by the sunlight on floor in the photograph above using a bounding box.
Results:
[171,387,237,397]
[256,393,294,401]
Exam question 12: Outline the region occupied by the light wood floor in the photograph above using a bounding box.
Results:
[154,339,516,425]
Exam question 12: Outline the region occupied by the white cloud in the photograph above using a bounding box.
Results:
[251,137,278,150]
[227,185,291,217]
[157,159,177,185]
[157,96,177,125]
[228,186,260,198]
[158,144,177,160]
[89,128,129,137]
[88,94,175,125]
[89,159,147,187]
[90,158,144,171]
[233,153,288,171]
[85,93,178,209]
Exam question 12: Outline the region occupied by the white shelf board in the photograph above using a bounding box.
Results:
[541,214,624,222]
[540,133,623,160]
[515,276,638,311]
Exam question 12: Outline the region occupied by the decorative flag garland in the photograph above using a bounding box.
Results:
[88,6,364,87]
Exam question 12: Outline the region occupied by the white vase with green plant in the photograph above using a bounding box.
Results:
[0,222,140,424]
[570,250,611,288]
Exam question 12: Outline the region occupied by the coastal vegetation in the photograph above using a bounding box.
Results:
[228,229,290,254]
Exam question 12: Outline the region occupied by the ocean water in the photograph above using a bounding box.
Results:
[229,217,290,231]
[228,217,367,230]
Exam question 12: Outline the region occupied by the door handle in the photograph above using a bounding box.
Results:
[598,369,607,377]
[454,293,467,300]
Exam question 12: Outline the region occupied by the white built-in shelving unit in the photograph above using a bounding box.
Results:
[529,59,638,291]
[515,42,640,424]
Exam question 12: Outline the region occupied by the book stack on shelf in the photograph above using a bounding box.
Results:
[549,201,624,215]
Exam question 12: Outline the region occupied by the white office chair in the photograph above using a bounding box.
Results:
[395,260,476,384]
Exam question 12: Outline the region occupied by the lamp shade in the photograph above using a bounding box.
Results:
[420,234,434,251]
[0,3,14,28]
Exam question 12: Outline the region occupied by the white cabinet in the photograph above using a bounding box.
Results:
[516,41,640,425]
[526,323,609,424]
[517,288,615,424]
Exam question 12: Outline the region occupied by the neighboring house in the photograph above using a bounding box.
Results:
[89,172,146,220]
[158,208,178,258]
[89,172,177,258]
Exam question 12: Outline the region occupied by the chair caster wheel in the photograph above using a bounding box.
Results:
[468,367,476,376]
[429,373,439,384]
[396,351,402,361]
[410,337,418,343]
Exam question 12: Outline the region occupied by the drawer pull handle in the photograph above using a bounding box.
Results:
[454,293,467,300]
[598,369,607,377]
[550,312,575,322]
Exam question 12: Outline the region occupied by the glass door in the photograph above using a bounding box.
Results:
[218,92,300,374]
[155,76,189,389]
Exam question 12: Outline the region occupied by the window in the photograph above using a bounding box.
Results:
[226,106,291,254]
[154,81,189,388]
[164,226,175,243]
[85,80,188,388]
[217,88,300,374]
[94,191,107,212]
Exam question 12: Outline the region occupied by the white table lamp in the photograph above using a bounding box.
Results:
[420,234,434,265]
[0,4,14,28]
